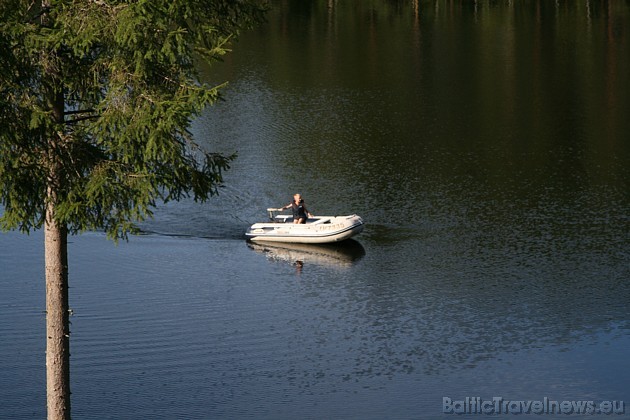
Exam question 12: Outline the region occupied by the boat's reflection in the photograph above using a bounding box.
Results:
[247,239,365,270]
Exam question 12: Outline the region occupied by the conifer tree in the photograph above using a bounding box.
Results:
[0,1,267,418]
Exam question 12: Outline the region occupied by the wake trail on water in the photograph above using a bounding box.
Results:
[137,183,282,241]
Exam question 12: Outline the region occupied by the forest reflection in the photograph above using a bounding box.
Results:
[214,0,628,191]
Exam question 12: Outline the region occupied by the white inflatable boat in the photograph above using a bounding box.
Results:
[246,208,364,244]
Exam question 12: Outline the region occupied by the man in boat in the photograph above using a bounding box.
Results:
[281,193,312,224]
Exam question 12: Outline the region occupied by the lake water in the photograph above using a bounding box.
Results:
[1,1,629,418]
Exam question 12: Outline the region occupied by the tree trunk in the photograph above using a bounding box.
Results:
[45,194,71,420]
[42,0,71,405]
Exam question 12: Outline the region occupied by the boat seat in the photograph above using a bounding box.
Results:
[309,217,331,225]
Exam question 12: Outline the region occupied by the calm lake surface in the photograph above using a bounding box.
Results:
[1,1,629,418]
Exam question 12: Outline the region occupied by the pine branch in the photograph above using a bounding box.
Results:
[65,114,100,125]
[64,109,96,116]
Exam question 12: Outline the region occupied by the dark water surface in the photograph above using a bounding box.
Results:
[1,1,629,418]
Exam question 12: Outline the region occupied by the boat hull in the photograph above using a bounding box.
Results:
[246,215,364,244]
